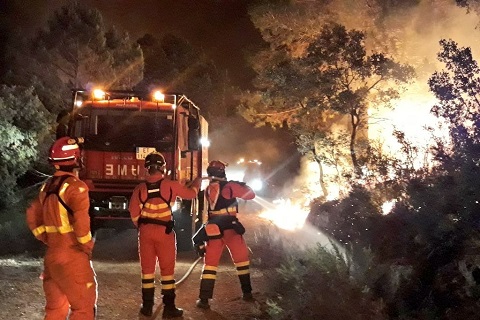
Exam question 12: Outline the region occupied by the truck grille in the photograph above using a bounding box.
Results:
[90,179,140,192]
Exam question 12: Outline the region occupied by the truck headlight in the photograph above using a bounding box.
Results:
[250,179,263,191]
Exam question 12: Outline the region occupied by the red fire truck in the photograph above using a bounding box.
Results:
[56,88,208,250]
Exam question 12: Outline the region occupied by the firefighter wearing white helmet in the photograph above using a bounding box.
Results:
[129,151,202,318]
[193,160,256,309]
[26,136,97,319]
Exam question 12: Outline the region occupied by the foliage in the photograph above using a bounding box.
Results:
[306,38,480,318]
[252,230,386,320]
[4,1,143,114]
[0,187,43,256]
[429,39,480,142]
[308,185,381,246]
[240,20,414,198]
[0,85,53,209]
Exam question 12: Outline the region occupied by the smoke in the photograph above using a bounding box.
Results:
[359,0,480,149]
[269,0,479,149]
[209,115,300,185]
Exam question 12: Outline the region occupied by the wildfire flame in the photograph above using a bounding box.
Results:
[258,198,309,231]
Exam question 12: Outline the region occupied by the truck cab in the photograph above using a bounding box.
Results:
[58,88,209,251]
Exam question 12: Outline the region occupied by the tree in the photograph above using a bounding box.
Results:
[428,38,480,225]
[240,22,414,197]
[0,85,53,209]
[136,33,239,122]
[4,1,143,114]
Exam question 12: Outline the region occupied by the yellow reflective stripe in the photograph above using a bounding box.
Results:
[142,273,155,279]
[144,202,169,210]
[45,225,74,233]
[140,211,172,219]
[210,207,238,215]
[237,269,250,275]
[55,180,75,235]
[32,225,46,236]
[58,182,71,227]
[202,274,216,280]
[161,275,175,281]
[203,265,218,272]
[235,261,250,268]
[34,225,76,235]
[162,283,175,290]
[142,283,155,289]
[147,188,160,193]
[77,232,92,244]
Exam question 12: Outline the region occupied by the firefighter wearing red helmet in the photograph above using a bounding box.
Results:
[193,160,256,309]
[26,136,97,320]
[129,151,202,318]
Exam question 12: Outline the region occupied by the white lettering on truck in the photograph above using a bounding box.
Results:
[106,164,113,176]
[105,164,140,176]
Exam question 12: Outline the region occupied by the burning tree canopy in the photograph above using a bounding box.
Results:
[242,0,480,200]
[239,21,414,198]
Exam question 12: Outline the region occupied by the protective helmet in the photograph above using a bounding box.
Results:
[207,160,227,178]
[145,152,166,168]
[48,137,82,166]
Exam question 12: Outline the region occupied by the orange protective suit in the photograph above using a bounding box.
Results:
[198,179,255,301]
[129,173,200,311]
[26,171,97,320]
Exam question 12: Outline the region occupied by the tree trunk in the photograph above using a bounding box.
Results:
[312,148,328,200]
[350,111,362,178]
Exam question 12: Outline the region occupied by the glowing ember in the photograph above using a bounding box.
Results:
[259,198,309,230]
[381,199,396,215]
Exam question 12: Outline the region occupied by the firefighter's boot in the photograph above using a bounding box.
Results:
[197,277,214,309]
[196,298,210,309]
[140,287,154,317]
[239,274,254,301]
[162,291,183,318]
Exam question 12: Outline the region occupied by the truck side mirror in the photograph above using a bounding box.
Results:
[187,117,201,151]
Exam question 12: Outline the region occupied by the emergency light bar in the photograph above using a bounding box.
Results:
[72,88,200,112]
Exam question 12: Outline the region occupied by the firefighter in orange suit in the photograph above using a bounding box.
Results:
[26,137,97,320]
[193,160,256,309]
[129,151,201,318]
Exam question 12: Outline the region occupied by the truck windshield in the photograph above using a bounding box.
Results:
[82,109,174,152]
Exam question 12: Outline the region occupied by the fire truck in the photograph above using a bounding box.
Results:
[56,88,208,251]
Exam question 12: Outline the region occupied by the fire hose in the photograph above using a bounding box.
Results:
[173,246,253,286]
[173,256,203,286]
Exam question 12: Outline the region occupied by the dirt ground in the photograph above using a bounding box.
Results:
[0,201,276,320]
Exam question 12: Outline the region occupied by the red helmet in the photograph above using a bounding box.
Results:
[207,160,227,178]
[48,137,82,166]
[145,152,166,168]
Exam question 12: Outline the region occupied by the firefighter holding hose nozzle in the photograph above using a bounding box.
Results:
[192,160,256,309]
[129,151,201,318]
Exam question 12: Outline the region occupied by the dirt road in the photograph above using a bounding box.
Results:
[0,201,272,320]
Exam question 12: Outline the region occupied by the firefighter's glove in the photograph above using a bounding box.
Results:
[165,220,175,234]
[189,176,202,192]
[195,244,206,257]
